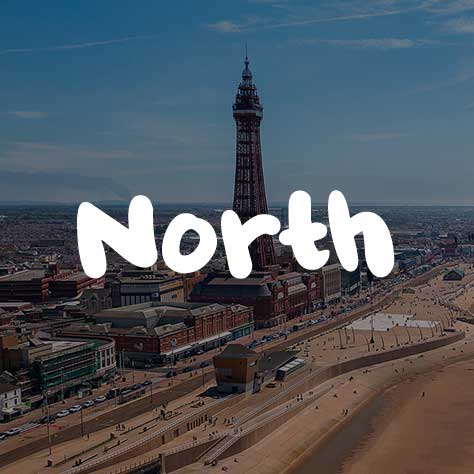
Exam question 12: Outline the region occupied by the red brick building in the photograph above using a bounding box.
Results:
[190,271,321,328]
[49,272,104,298]
[62,302,254,365]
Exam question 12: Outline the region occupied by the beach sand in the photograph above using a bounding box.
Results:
[342,357,474,474]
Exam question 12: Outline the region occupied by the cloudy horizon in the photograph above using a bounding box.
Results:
[1,1,474,205]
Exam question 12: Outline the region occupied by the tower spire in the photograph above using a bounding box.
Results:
[232,54,276,271]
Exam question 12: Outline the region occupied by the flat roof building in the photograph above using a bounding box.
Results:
[213,344,260,394]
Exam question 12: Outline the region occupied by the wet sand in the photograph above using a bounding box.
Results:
[339,357,474,474]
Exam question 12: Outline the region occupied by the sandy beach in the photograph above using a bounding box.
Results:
[341,357,474,474]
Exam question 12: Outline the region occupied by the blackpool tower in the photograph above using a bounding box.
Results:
[232,55,276,270]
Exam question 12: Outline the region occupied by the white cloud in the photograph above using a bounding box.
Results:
[0,141,135,173]
[0,35,154,56]
[303,38,417,50]
[442,17,474,34]
[8,110,48,119]
[205,20,243,33]
[301,37,460,50]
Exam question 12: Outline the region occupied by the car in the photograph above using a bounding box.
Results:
[196,350,204,355]
[39,415,56,424]
[69,405,82,413]
[106,389,120,399]
[0,433,6,441]
[82,400,94,409]
[120,388,132,395]
[182,366,193,373]
[5,428,21,436]
[166,370,177,378]
[199,361,210,369]
[131,383,142,391]
[56,410,70,418]
[95,395,107,403]
[142,380,152,386]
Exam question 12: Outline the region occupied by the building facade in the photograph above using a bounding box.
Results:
[190,271,321,328]
[213,344,260,394]
[0,383,22,422]
[110,273,185,307]
[62,302,254,365]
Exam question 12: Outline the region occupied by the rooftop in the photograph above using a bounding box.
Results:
[0,269,48,282]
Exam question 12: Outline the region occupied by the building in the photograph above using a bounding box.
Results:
[190,271,320,328]
[443,268,465,281]
[190,272,284,327]
[62,302,254,366]
[80,288,113,315]
[30,338,113,399]
[232,55,276,270]
[49,272,104,298]
[1,334,116,400]
[277,272,318,319]
[320,264,342,304]
[0,383,22,422]
[0,270,52,302]
[213,344,260,394]
[341,268,361,295]
[0,269,101,302]
[110,272,185,307]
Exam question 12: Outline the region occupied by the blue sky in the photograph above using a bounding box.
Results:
[1,0,474,204]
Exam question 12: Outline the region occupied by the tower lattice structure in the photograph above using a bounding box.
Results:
[232,56,276,271]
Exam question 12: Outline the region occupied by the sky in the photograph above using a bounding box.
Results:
[1,0,474,205]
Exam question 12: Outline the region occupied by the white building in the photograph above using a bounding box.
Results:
[0,383,22,421]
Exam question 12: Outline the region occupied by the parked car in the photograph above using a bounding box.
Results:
[106,389,120,399]
[182,366,193,373]
[39,415,56,424]
[82,400,94,409]
[5,428,21,437]
[56,410,70,418]
[69,405,82,413]
[166,370,177,378]
[142,380,152,386]
[95,395,107,403]
[199,361,210,368]
[131,383,142,391]
[0,433,6,441]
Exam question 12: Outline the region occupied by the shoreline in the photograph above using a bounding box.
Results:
[281,383,386,474]
[285,349,474,474]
